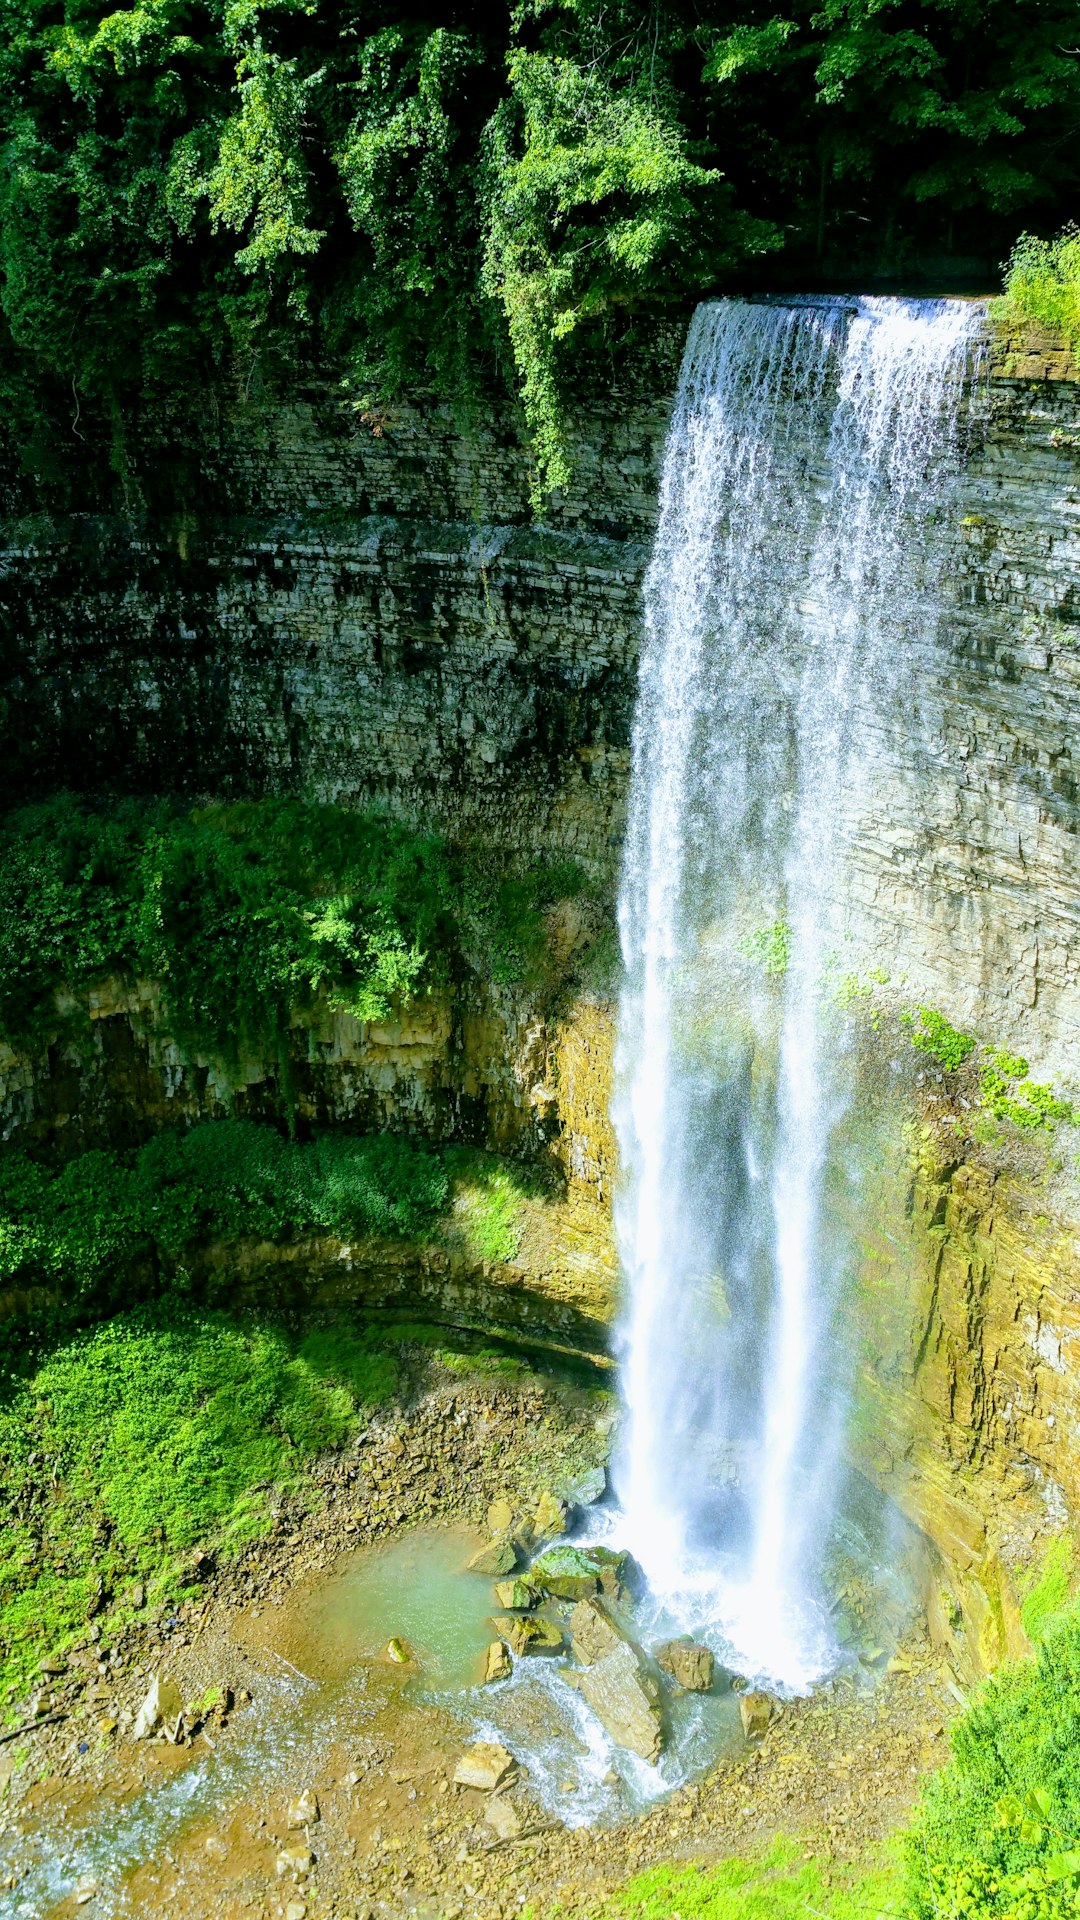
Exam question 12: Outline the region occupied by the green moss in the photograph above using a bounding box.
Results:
[444,1152,541,1264]
[1021,1538,1075,1644]
[596,1837,902,1919]
[0,1303,398,1703]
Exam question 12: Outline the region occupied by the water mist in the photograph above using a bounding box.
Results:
[613,296,984,1690]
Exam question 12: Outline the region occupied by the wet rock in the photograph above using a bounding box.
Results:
[453,1742,518,1791]
[739,1689,779,1740]
[493,1578,540,1610]
[74,1877,99,1906]
[483,1640,513,1684]
[385,1637,412,1664]
[530,1547,601,1602]
[578,1642,665,1765]
[655,1638,715,1693]
[486,1497,515,1535]
[568,1594,628,1666]
[565,1466,607,1508]
[491,1612,564,1656]
[467,1535,522,1578]
[532,1491,567,1540]
[203,1835,228,1862]
[131,1674,182,1741]
[593,1546,644,1600]
[287,1788,319,1828]
[484,1796,523,1840]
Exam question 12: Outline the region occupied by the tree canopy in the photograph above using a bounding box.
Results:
[2,0,1078,498]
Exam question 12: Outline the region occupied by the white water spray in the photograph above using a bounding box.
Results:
[613,296,984,1689]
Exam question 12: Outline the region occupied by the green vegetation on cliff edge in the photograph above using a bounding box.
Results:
[2,0,1078,499]
[0,794,590,1069]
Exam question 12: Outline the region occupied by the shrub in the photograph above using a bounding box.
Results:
[998,227,1080,366]
[0,1120,451,1305]
[904,1006,977,1071]
[0,796,592,1068]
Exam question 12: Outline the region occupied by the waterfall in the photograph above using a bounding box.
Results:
[613,296,984,1690]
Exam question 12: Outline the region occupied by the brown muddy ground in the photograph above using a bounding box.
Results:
[1,1362,956,1920]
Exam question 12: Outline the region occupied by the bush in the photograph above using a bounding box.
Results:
[0,1119,451,1305]
[0,795,592,1066]
[998,227,1080,365]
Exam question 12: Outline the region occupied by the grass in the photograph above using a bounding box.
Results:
[0,1303,399,1704]
[598,1837,903,1919]
[905,1601,1080,1919]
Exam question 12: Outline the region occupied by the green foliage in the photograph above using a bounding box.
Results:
[0,1302,398,1700]
[0,796,590,1068]
[904,1006,977,1072]
[604,1835,901,1918]
[0,1119,451,1305]
[906,1604,1080,1920]
[1022,1539,1075,1645]
[2,0,1078,501]
[738,921,792,979]
[482,27,776,500]
[980,1051,1075,1132]
[998,228,1080,366]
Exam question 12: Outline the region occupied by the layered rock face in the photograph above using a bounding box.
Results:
[3,318,1079,1062]
[849,1128,1080,1677]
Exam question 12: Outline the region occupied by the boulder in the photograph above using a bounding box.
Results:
[532,1490,567,1540]
[484,1795,524,1840]
[593,1547,644,1600]
[578,1642,665,1764]
[287,1789,319,1828]
[490,1612,564,1656]
[655,1638,715,1693]
[486,1496,515,1535]
[453,1741,517,1791]
[493,1578,540,1610]
[132,1674,183,1741]
[568,1594,629,1666]
[467,1535,522,1578]
[483,1640,513,1684]
[276,1840,314,1878]
[739,1689,778,1740]
[530,1547,601,1602]
[565,1466,607,1508]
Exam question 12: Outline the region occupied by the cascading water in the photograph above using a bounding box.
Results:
[613,295,984,1691]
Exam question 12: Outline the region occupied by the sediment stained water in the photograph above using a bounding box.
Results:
[613,295,985,1689]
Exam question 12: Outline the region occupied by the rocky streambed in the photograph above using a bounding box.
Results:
[0,1351,960,1919]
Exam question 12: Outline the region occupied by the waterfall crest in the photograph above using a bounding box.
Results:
[613,296,984,1689]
